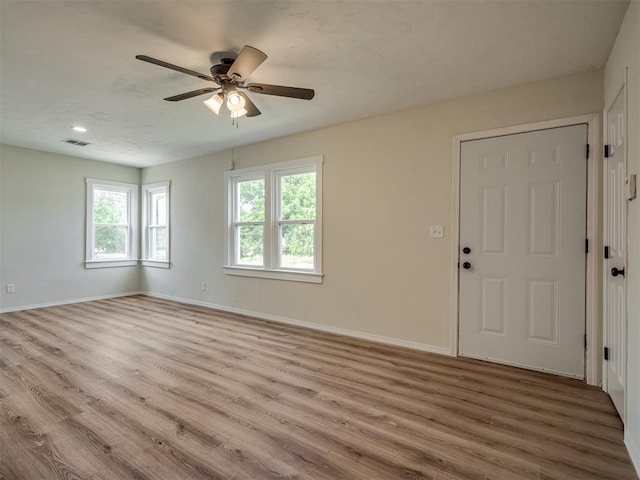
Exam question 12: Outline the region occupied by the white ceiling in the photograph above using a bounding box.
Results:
[0,0,629,168]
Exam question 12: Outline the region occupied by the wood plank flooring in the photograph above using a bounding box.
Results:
[0,295,636,480]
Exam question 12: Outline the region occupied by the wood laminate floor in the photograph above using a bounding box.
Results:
[0,295,637,480]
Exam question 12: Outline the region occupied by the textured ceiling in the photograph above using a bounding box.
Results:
[0,0,629,167]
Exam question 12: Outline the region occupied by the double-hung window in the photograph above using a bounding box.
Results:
[85,178,138,268]
[224,156,323,283]
[142,181,170,267]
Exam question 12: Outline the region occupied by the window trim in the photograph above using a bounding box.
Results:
[85,178,139,268]
[141,181,171,268]
[224,156,323,283]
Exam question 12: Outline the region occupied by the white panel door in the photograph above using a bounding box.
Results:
[459,125,587,378]
[604,85,626,421]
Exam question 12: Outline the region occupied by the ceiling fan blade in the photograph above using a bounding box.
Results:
[227,46,267,81]
[238,92,261,117]
[245,83,315,100]
[136,55,217,83]
[164,87,219,102]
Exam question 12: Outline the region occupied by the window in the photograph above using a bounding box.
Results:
[142,181,170,267]
[86,178,138,268]
[224,156,323,283]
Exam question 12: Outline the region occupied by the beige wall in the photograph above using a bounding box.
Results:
[141,69,603,352]
[0,144,141,310]
[605,0,640,473]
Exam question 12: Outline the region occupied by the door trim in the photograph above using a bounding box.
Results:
[450,114,602,385]
[602,68,628,416]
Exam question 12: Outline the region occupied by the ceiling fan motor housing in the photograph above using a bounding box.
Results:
[210,59,234,84]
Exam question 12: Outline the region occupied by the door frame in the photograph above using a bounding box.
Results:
[602,68,628,415]
[450,114,601,385]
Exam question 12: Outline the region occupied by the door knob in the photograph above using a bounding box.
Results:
[462,247,471,254]
[611,267,625,277]
[462,262,471,270]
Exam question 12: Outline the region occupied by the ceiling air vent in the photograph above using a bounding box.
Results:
[61,138,91,147]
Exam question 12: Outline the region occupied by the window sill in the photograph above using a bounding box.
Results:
[223,266,323,284]
[85,259,138,269]
[141,260,171,269]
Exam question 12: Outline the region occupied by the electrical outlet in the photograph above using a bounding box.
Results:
[430,225,444,238]
[201,282,207,291]
[6,283,15,293]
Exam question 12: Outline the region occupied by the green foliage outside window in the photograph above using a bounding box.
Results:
[238,179,265,222]
[237,172,316,267]
[280,173,315,262]
[237,179,265,264]
[93,190,128,258]
[281,173,316,221]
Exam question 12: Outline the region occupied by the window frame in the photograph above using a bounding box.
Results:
[141,180,171,268]
[223,156,323,283]
[85,178,138,268]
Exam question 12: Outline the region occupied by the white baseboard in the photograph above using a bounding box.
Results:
[626,430,640,477]
[144,291,452,357]
[0,291,143,314]
[1,289,452,357]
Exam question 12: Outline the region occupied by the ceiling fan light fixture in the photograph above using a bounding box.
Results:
[230,108,248,119]
[203,93,224,115]
[226,91,246,112]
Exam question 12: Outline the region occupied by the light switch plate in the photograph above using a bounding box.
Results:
[430,225,444,238]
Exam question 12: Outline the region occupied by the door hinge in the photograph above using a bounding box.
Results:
[604,346,610,361]
[584,334,587,349]
[604,145,610,158]
[585,238,589,254]
[586,144,590,159]
[604,245,610,259]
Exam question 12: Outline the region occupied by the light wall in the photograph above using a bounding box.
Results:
[605,0,640,473]
[0,144,140,310]
[141,69,603,352]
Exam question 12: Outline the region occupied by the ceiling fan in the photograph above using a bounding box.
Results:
[136,45,315,119]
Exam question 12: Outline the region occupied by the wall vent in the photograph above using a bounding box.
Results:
[61,138,91,147]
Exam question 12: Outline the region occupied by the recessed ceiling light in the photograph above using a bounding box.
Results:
[72,126,87,133]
